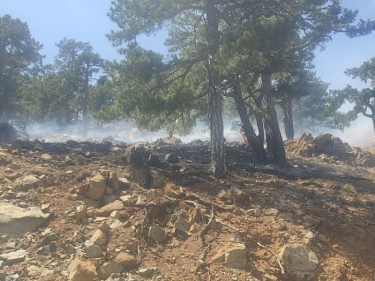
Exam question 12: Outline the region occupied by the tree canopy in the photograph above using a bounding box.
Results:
[0,15,43,121]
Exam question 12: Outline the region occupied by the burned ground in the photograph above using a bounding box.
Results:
[0,136,375,280]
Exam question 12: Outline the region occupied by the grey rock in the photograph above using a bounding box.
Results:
[0,249,29,265]
[0,203,51,234]
[14,175,42,191]
[85,240,103,258]
[279,244,319,280]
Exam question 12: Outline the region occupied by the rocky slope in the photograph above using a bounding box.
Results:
[0,135,375,281]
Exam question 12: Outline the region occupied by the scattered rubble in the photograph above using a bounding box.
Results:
[0,135,374,280]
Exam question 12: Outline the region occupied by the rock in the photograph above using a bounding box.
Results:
[253,208,262,217]
[264,208,279,216]
[78,182,90,195]
[76,205,88,224]
[119,195,133,207]
[85,240,104,258]
[6,172,21,181]
[39,269,57,281]
[98,261,123,280]
[14,175,42,191]
[155,137,182,145]
[135,195,148,207]
[330,136,346,159]
[108,172,120,193]
[118,178,130,190]
[86,174,106,200]
[314,133,332,153]
[124,144,150,165]
[0,249,29,265]
[165,153,179,164]
[113,252,138,267]
[211,244,247,269]
[165,183,185,198]
[0,153,11,166]
[27,265,41,276]
[68,258,99,281]
[279,244,319,280]
[64,243,76,254]
[225,244,247,269]
[219,186,250,205]
[97,200,124,217]
[41,153,52,160]
[137,267,155,277]
[173,214,191,239]
[104,194,119,205]
[0,203,51,234]
[90,229,108,246]
[148,225,166,244]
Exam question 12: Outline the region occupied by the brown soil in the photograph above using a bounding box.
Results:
[1,139,375,281]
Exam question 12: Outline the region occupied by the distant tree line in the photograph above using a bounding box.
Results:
[1,0,375,178]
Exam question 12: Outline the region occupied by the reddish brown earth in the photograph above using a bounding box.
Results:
[1,137,375,281]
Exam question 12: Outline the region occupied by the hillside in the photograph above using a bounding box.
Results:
[1,135,375,281]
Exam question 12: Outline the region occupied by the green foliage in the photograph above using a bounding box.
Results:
[0,15,43,120]
[344,59,375,129]
[96,44,207,135]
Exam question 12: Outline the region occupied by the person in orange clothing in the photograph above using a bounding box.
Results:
[240,125,249,145]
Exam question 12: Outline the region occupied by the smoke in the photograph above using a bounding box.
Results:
[314,115,374,149]
[24,120,243,144]
[24,115,373,149]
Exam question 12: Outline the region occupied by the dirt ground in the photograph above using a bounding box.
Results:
[1,137,375,281]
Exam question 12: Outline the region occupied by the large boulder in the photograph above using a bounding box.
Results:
[0,203,51,234]
[0,123,18,143]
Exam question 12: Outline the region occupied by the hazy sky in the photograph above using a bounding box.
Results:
[1,0,375,91]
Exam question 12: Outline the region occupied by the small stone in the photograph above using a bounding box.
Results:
[253,208,262,217]
[119,195,133,207]
[113,252,138,267]
[76,205,88,224]
[27,265,41,276]
[305,231,315,239]
[98,261,123,280]
[148,225,166,244]
[85,240,104,258]
[64,244,76,254]
[97,200,124,217]
[137,268,155,277]
[90,229,108,246]
[68,258,98,281]
[0,250,29,265]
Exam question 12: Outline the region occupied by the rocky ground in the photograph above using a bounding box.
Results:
[1,134,375,281]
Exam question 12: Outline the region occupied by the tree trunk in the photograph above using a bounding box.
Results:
[206,0,226,179]
[82,66,89,138]
[254,95,265,145]
[261,72,287,165]
[232,78,267,162]
[282,95,294,140]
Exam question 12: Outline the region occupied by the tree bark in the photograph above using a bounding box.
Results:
[282,95,294,140]
[82,64,89,138]
[232,78,268,162]
[261,72,287,165]
[206,0,226,179]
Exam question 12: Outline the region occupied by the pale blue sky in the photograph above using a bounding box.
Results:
[1,0,375,90]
